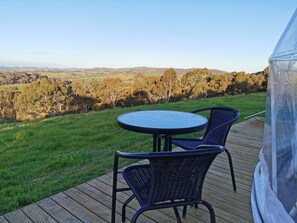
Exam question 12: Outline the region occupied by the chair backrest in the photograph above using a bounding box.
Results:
[194,107,240,146]
[147,146,224,205]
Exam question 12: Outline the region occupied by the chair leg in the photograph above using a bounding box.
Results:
[131,207,146,223]
[122,195,135,222]
[183,202,198,218]
[182,205,187,218]
[225,148,237,191]
[111,154,119,223]
[173,207,181,223]
[201,200,216,223]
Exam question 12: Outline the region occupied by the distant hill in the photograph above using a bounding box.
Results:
[0,66,63,72]
[0,66,227,84]
[88,67,226,75]
[0,66,226,75]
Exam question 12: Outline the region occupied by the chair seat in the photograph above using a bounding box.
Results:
[172,138,203,150]
[123,164,152,206]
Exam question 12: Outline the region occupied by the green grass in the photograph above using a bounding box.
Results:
[0,93,266,215]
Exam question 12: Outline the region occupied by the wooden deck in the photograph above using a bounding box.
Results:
[0,118,264,223]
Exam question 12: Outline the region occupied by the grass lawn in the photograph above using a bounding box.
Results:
[0,92,266,215]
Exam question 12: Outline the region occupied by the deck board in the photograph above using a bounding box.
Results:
[1,117,263,222]
[51,192,107,223]
[0,216,9,223]
[37,198,82,223]
[21,204,57,223]
[4,209,33,223]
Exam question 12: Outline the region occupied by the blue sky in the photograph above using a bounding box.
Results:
[0,0,296,73]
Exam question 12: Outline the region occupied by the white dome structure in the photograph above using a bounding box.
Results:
[252,8,297,223]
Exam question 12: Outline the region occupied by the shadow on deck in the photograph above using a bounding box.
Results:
[0,118,264,223]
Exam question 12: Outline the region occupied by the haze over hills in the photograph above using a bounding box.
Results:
[0,66,226,75]
[0,66,63,72]
[88,67,227,75]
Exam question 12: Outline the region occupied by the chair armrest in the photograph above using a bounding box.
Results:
[116,146,224,160]
[196,144,225,151]
[113,151,148,178]
[116,151,152,160]
[191,145,225,154]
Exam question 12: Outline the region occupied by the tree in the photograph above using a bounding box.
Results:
[192,81,209,98]
[0,72,44,85]
[15,78,72,120]
[181,68,212,99]
[132,74,159,104]
[158,68,181,102]
[95,77,124,109]
[0,87,19,122]
[207,74,233,96]
[233,72,250,94]
[71,80,97,112]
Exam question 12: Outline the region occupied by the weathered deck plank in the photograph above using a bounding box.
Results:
[0,216,9,223]
[37,198,82,223]
[1,118,264,222]
[21,204,57,223]
[51,192,107,223]
[4,209,33,223]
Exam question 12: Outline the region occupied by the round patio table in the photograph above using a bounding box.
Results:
[117,110,208,151]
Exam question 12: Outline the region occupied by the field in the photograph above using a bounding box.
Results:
[0,93,266,215]
[40,70,158,84]
[0,71,159,92]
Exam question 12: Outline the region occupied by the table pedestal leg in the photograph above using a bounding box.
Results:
[157,137,161,152]
[169,136,172,151]
[154,134,172,152]
[164,135,172,151]
[153,134,157,152]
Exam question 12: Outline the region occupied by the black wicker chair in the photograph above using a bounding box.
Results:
[111,145,224,223]
[171,106,240,191]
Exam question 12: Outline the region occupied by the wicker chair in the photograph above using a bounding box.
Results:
[171,106,240,191]
[111,145,224,223]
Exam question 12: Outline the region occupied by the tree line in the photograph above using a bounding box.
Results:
[0,72,45,85]
[0,67,268,122]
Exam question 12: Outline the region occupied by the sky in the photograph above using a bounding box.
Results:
[0,0,296,73]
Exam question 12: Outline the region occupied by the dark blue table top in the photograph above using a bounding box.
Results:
[117,110,208,135]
